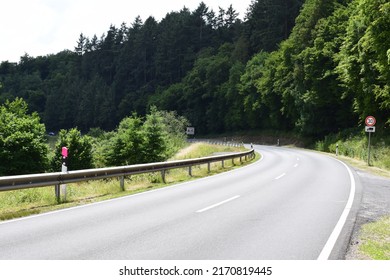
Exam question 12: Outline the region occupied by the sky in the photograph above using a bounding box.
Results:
[0,0,253,63]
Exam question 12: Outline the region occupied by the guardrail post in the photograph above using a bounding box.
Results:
[161,170,166,183]
[120,176,125,191]
[189,166,192,177]
[207,162,211,173]
[222,160,224,168]
[55,184,60,203]
[61,184,67,202]
[232,158,235,165]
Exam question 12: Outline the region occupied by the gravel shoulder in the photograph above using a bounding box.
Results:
[345,168,390,259]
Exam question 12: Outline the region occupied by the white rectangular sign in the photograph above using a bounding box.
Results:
[186,127,195,135]
[365,126,375,132]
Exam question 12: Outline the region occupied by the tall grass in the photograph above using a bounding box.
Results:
[171,142,246,160]
[315,130,390,169]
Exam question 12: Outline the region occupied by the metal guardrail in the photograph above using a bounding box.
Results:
[0,149,255,197]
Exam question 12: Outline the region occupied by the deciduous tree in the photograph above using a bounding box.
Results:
[0,98,48,175]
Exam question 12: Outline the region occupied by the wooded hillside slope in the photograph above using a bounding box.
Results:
[0,0,388,137]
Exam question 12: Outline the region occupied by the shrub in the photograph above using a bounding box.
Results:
[51,128,93,171]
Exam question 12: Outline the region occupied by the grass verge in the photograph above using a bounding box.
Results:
[357,216,390,260]
[315,132,390,171]
[324,153,390,179]
[0,143,259,221]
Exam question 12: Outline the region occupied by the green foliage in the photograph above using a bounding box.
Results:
[89,131,115,168]
[157,43,249,134]
[239,51,274,129]
[104,108,188,166]
[105,114,144,166]
[0,98,48,175]
[141,107,169,163]
[245,0,303,53]
[315,130,390,169]
[156,110,190,156]
[239,0,390,138]
[337,0,390,125]
[51,128,93,171]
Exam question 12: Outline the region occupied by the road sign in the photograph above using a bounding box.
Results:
[365,126,376,133]
[186,127,195,135]
[365,116,376,127]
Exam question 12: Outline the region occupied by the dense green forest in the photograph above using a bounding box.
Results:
[0,0,389,137]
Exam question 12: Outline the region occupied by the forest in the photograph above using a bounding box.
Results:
[0,0,389,174]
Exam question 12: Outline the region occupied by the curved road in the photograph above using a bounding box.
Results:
[0,145,361,259]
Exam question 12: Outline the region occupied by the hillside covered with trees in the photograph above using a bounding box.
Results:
[0,0,389,137]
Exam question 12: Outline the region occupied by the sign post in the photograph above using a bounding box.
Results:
[365,116,376,166]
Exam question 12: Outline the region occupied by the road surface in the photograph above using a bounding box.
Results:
[0,145,361,259]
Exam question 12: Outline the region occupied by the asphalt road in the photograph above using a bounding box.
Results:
[0,145,360,260]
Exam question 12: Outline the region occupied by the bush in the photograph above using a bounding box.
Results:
[0,98,48,175]
[104,115,144,166]
[315,130,390,169]
[103,108,189,167]
[141,107,170,163]
[50,128,93,171]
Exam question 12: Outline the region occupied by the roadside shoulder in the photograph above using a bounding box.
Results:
[345,168,390,259]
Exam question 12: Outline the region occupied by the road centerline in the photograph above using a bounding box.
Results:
[196,195,240,213]
[275,173,286,180]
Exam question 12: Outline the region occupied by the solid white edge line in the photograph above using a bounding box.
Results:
[196,195,240,213]
[317,159,356,260]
